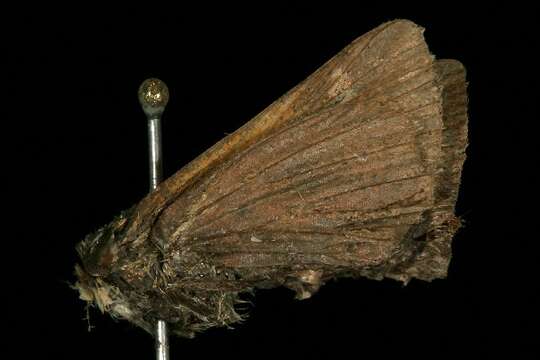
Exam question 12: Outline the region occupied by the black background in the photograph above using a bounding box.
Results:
[6,4,537,359]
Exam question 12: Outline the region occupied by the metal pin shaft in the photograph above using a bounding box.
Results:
[148,116,163,190]
[138,78,170,360]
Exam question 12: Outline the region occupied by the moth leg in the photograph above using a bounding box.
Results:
[284,269,324,300]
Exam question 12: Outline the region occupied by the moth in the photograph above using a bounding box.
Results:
[75,19,468,338]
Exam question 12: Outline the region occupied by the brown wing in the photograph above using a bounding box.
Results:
[151,20,466,288]
[122,20,434,240]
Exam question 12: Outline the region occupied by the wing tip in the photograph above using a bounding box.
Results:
[383,18,426,33]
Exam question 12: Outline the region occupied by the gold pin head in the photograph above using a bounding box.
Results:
[138,78,169,117]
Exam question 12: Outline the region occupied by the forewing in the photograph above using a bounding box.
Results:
[155,20,447,282]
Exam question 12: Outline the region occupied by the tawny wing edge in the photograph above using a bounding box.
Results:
[386,59,468,282]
